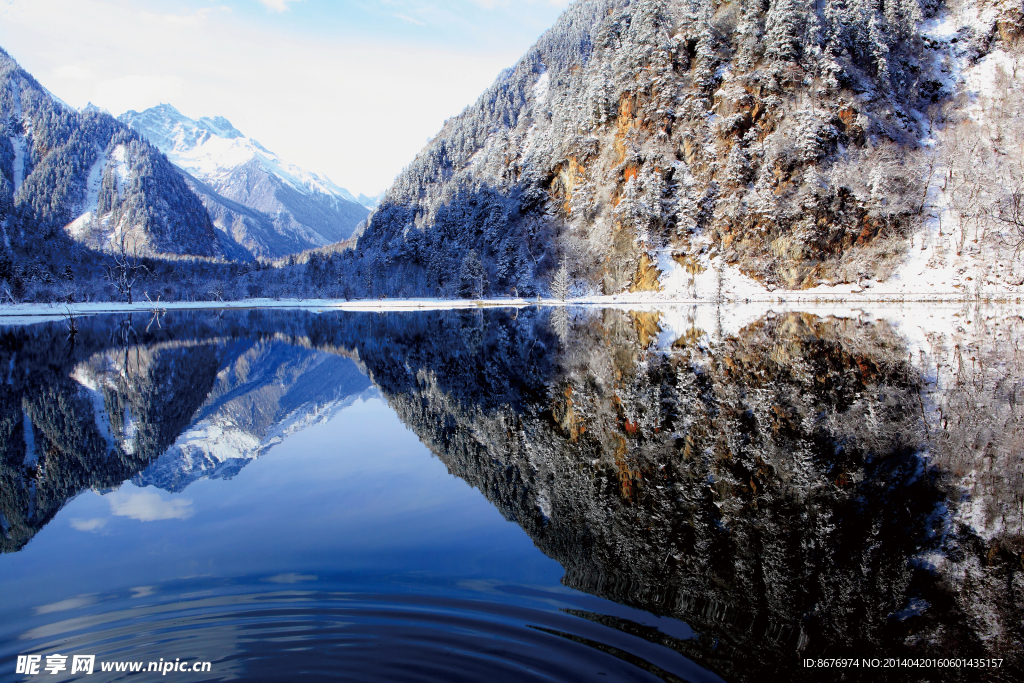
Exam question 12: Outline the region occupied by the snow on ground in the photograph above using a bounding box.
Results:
[963,48,1021,122]
[65,147,109,238]
[1,283,1022,325]
[884,5,1024,298]
[0,297,536,323]
[8,76,27,197]
[533,70,550,105]
[9,133,25,197]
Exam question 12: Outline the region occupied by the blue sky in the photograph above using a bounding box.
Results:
[0,0,571,195]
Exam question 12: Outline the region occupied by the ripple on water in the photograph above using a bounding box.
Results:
[1,578,721,683]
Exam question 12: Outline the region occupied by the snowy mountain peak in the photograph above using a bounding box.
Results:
[81,101,111,116]
[119,104,358,203]
[197,114,244,141]
[118,103,373,257]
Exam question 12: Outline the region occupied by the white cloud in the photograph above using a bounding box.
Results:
[94,75,185,115]
[130,586,156,598]
[468,0,571,7]
[69,517,107,532]
[256,0,303,11]
[394,13,427,26]
[35,595,97,614]
[140,7,227,28]
[52,62,95,82]
[106,488,194,522]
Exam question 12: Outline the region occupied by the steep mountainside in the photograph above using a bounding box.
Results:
[349,0,1024,298]
[0,50,220,261]
[120,104,370,259]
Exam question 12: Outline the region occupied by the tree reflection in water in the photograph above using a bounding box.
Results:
[0,306,1020,680]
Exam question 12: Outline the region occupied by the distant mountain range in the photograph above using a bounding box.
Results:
[1,46,375,275]
[119,104,370,260]
[6,0,1024,303]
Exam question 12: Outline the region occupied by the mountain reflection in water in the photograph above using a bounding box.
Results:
[0,306,1021,682]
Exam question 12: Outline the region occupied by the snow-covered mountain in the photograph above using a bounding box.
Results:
[119,104,369,259]
[356,192,384,209]
[349,0,1024,300]
[0,50,221,260]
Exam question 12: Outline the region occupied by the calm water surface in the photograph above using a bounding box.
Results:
[0,307,1020,682]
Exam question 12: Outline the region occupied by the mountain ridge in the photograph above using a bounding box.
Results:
[120,104,370,260]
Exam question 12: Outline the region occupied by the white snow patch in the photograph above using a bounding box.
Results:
[121,405,138,455]
[921,14,959,40]
[10,135,26,197]
[656,248,777,301]
[533,71,550,105]
[536,490,552,521]
[110,144,130,197]
[964,49,1021,123]
[8,77,27,196]
[66,148,109,238]
[71,366,116,453]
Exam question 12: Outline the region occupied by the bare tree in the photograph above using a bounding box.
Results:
[105,232,149,304]
[62,306,78,340]
[994,185,1024,256]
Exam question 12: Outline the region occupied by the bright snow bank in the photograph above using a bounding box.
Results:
[1,283,1022,325]
[649,245,1024,303]
[0,298,538,323]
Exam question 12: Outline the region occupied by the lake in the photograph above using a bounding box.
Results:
[0,304,1020,682]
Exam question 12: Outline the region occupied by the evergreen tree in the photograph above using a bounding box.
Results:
[458,250,487,298]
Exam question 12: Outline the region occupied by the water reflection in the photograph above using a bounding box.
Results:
[0,306,1021,681]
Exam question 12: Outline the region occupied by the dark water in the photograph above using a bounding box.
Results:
[0,307,1020,682]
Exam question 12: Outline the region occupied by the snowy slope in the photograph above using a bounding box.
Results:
[123,104,352,201]
[120,104,369,258]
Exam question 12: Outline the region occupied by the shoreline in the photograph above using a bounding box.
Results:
[0,290,1021,321]
[0,290,1015,327]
